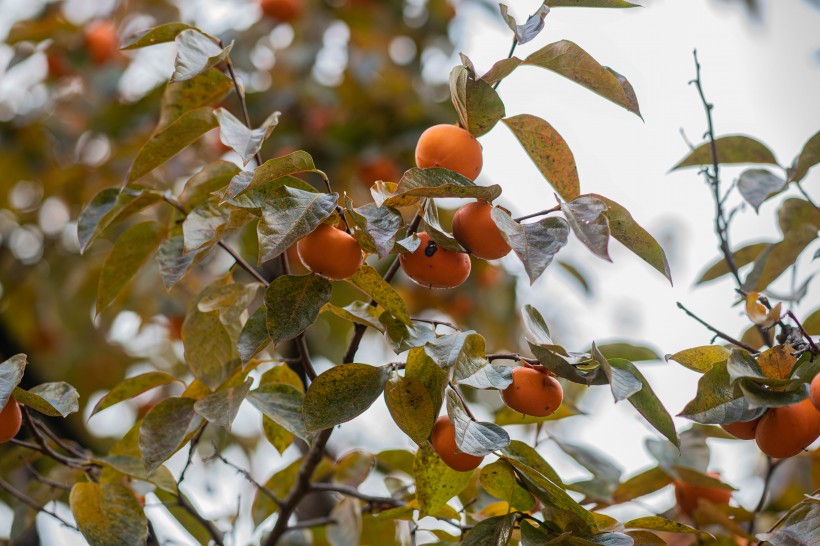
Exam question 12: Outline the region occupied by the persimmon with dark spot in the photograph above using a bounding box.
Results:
[674,472,732,515]
[260,0,303,22]
[501,366,563,417]
[400,232,471,289]
[0,396,22,443]
[720,415,763,440]
[452,201,511,260]
[430,415,483,472]
[414,124,482,180]
[297,223,363,280]
[755,398,820,458]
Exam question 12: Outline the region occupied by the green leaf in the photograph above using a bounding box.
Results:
[78,188,162,253]
[743,226,817,293]
[193,379,252,428]
[788,129,820,182]
[495,402,579,425]
[696,242,770,284]
[127,107,217,184]
[247,383,307,439]
[327,497,362,546]
[423,199,463,252]
[804,309,820,336]
[303,364,389,432]
[480,460,535,511]
[613,466,673,503]
[738,377,808,408]
[447,390,510,456]
[737,169,786,212]
[256,187,339,263]
[381,168,502,208]
[492,209,570,284]
[449,62,506,137]
[501,440,564,486]
[502,114,580,201]
[155,489,213,545]
[462,513,517,546]
[322,302,385,332]
[238,306,270,363]
[70,482,148,546]
[553,438,622,484]
[594,345,643,402]
[180,161,241,209]
[0,354,26,410]
[672,135,778,170]
[214,108,280,166]
[679,361,763,425]
[13,382,79,417]
[262,416,293,454]
[459,365,513,390]
[121,22,194,50]
[499,5,550,45]
[592,342,661,362]
[605,66,643,119]
[349,265,411,325]
[413,444,473,517]
[222,150,319,202]
[425,331,489,381]
[547,0,641,7]
[92,372,182,416]
[171,29,233,82]
[156,234,199,290]
[139,397,203,472]
[384,372,435,446]
[590,194,672,283]
[182,200,255,254]
[159,68,233,129]
[522,304,553,346]
[561,196,611,261]
[625,516,701,534]
[99,455,177,495]
[666,346,730,373]
[523,40,641,117]
[757,498,820,545]
[405,347,448,417]
[265,273,332,345]
[345,197,402,258]
[778,198,820,234]
[333,450,375,487]
[380,312,436,354]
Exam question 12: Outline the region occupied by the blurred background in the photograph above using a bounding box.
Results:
[0,0,818,544]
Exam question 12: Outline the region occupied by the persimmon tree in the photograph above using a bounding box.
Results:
[0,1,818,545]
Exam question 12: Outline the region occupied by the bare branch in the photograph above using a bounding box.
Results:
[677,302,758,353]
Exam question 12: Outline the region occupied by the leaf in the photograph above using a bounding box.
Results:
[447,390,510,456]
[553,438,622,484]
[605,66,642,119]
[594,345,642,402]
[593,343,661,362]
[92,372,181,416]
[224,151,320,202]
[70,482,148,546]
[738,169,786,212]
[423,199,463,252]
[561,195,611,261]
[459,365,513,390]
[679,360,763,425]
[171,29,232,82]
[193,379,252,429]
[0,354,26,410]
[384,372,435,445]
[247,383,307,439]
[13,382,79,417]
[547,0,640,7]
[480,460,535,511]
[492,209,570,284]
[214,108,280,165]
[523,40,641,116]
[127,107,217,184]
[256,187,339,263]
[156,235,198,290]
[345,198,402,258]
[499,4,550,45]
[333,450,375,487]
[502,114,580,201]
[322,302,385,332]
[180,160,241,209]
[139,397,203,472]
[349,265,411,325]
[327,497,362,546]
[181,199,254,253]
[745,291,781,327]
[303,364,389,432]
[696,242,770,284]
[777,198,820,234]
[738,378,808,408]
[756,499,820,546]
[449,63,506,137]
[613,466,673,503]
[265,274,332,345]
[405,347,448,417]
[462,513,517,546]
[78,188,162,253]
[743,226,817,293]
[155,489,213,545]
[159,69,233,129]
[757,345,797,380]
[121,22,194,50]
[495,402,579,425]
[590,194,672,283]
[788,129,820,182]
[425,331,489,380]
[557,259,593,295]
[671,135,778,170]
[666,346,730,373]
[382,168,502,208]
[413,444,473,517]
[625,516,701,534]
[380,313,436,354]
[238,306,270,363]
[522,304,553,346]
[501,440,564,486]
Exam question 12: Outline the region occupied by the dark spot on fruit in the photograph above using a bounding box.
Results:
[424,240,438,257]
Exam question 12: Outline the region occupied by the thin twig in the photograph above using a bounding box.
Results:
[178,425,206,486]
[287,517,336,531]
[0,477,77,530]
[786,310,819,357]
[676,302,758,353]
[175,492,225,546]
[21,459,72,491]
[221,49,263,168]
[20,409,90,470]
[206,450,282,507]
[514,205,560,223]
[487,353,539,365]
[794,181,820,213]
[308,483,401,507]
[747,458,782,533]
[449,382,476,420]
[493,37,518,91]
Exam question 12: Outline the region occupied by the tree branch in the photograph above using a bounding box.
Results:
[308,483,402,508]
[206,450,282,507]
[514,205,560,223]
[175,492,225,546]
[747,457,782,533]
[676,302,758,353]
[0,476,77,530]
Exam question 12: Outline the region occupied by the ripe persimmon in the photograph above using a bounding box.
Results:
[452,201,511,260]
[260,0,303,23]
[358,156,400,186]
[755,398,820,458]
[811,374,820,411]
[0,396,22,443]
[414,124,482,180]
[297,223,363,280]
[85,21,121,65]
[400,232,471,289]
[674,472,732,515]
[430,415,483,472]
[501,367,563,417]
[720,415,763,440]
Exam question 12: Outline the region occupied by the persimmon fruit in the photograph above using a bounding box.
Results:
[430,415,483,472]
[0,396,22,443]
[501,367,563,417]
[260,0,303,23]
[452,201,511,260]
[297,223,363,280]
[674,472,732,515]
[720,415,763,440]
[400,232,471,289]
[810,374,820,411]
[755,398,820,458]
[414,124,482,180]
[85,21,120,65]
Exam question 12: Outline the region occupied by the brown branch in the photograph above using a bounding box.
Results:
[286,517,336,531]
[308,483,401,508]
[676,302,758,353]
[20,408,92,470]
[449,382,476,420]
[0,476,77,530]
[221,47,263,168]
[206,450,282,507]
[21,459,72,491]
[786,310,819,357]
[514,205,560,223]
[177,425,206,486]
